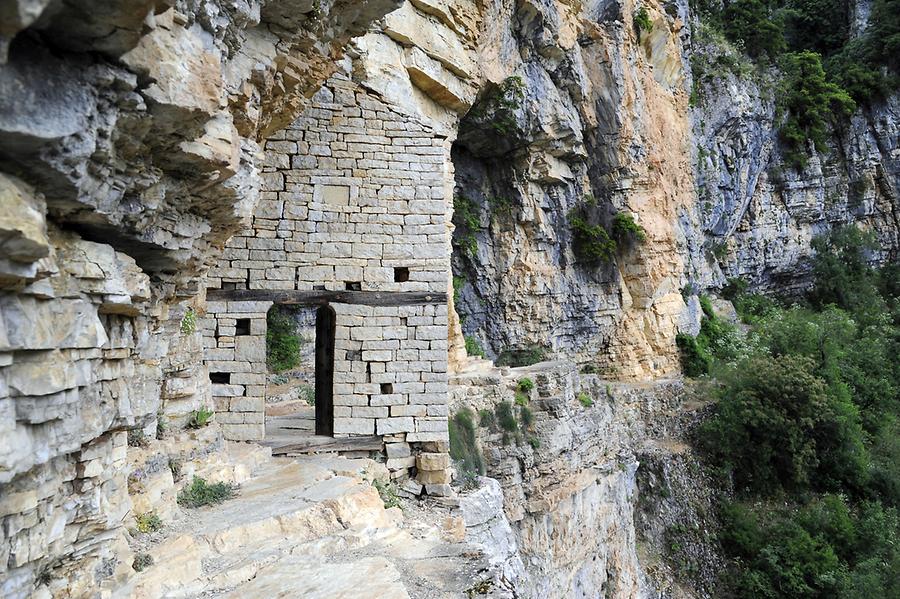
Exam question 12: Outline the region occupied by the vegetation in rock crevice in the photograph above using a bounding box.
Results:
[449,409,485,477]
[690,0,900,169]
[568,196,646,266]
[176,477,238,508]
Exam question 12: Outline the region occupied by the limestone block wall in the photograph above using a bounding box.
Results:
[203,72,452,480]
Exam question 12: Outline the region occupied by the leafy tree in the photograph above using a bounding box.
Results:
[722,0,786,58]
[778,51,855,169]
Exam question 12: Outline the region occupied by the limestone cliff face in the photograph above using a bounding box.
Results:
[450,365,723,598]
[681,15,900,294]
[0,1,401,595]
[451,0,694,379]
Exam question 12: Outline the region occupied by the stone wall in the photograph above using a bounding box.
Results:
[203,72,452,482]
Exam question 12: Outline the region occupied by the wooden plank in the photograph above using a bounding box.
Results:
[206,288,447,306]
[267,435,383,455]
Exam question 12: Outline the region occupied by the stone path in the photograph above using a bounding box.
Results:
[117,447,491,598]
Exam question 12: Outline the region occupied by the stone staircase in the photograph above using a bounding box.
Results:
[114,445,492,598]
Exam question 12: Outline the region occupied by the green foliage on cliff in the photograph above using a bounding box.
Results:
[634,6,653,35]
[568,197,646,265]
[777,51,855,169]
[694,0,900,168]
[449,408,485,476]
[676,296,744,376]
[266,306,301,373]
[693,226,900,597]
[452,195,480,258]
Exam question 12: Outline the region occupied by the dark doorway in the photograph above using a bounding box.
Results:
[314,304,336,436]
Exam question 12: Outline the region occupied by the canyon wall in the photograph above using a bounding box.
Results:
[0,0,898,597]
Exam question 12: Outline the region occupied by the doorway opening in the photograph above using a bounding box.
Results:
[264,303,335,444]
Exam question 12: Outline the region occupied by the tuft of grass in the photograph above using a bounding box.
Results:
[127,428,150,448]
[497,344,547,367]
[449,409,485,476]
[495,401,518,432]
[176,477,237,508]
[478,408,495,428]
[372,478,401,509]
[520,405,534,427]
[577,392,594,408]
[464,335,486,358]
[514,391,529,406]
[528,436,541,450]
[517,377,535,392]
[187,408,214,429]
[135,512,163,534]
[132,553,153,572]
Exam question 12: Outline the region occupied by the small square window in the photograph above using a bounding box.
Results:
[210,372,230,384]
[380,383,394,394]
[393,267,410,283]
[345,281,361,291]
[235,318,251,336]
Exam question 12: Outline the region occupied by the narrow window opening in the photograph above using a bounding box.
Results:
[393,267,410,282]
[221,281,238,290]
[313,284,326,290]
[210,372,230,384]
[380,383,394,395]
[235,318,251,336]
[345,281,361,291]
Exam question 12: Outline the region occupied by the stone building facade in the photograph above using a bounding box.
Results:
[202,72,452,484]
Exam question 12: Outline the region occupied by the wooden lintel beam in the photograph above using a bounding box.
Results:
[206,288,448,306]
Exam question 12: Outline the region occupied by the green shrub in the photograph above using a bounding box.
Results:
[778,51,855,170]
[611,212,646,244]
[528,436,541,450]
[180,309,196,335]
[452,275,466,305]
[464,335,486,358]
[701,354,867,495]
[452,196,480,258]
[266,307,301,373]
[495,401,518,433]
[449,409,484,475]
[722,0,786,59]
[135,512,163,534]
[372,478,401,509]
[520,405,534,427]
[514,391,529,406]
[187,408,214,429]
[176,477,237,508]
[676,333,713,377]
[676,297,746,376]
[517,377,535,393]
[496,344,546,367]
[132,553,153,572]
[577,392,593,408]
[486,76,525,135]
[569,211,617,264]
[634,6,652,34]
[478,408,495,428]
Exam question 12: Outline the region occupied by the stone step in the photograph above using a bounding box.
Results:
[120,453,402,598]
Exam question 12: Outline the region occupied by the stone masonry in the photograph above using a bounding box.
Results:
[203,72,452,486]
